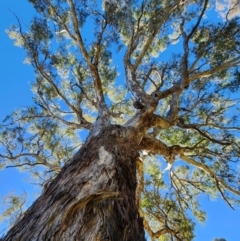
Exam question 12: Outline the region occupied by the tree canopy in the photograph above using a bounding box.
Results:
[1,0,240,240]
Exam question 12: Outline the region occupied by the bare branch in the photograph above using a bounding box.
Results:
[140,67,157,89]
[178,178,206,193]
[124,62,149,103]
[215,176,234,209]
[71,70,98,109]
[206,123,240,131]
[26,51,85,124]
[1,153,61,172]
[6,162,44,168]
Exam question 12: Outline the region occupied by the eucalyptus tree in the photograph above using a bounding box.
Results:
[1,0,240,240]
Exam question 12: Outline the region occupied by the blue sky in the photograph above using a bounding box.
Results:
[0,0,40,235]
[0,1,240,240]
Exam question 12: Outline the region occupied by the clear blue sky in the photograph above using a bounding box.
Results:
[0,1,240,240]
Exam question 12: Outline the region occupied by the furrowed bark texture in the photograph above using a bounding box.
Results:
[3,125,146,241]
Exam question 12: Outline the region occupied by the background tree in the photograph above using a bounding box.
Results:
[1,0,240,240]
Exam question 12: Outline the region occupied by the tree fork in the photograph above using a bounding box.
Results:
[2,125,146,241]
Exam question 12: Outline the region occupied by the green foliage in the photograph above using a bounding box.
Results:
[0,192,27,230]
[6,26,24,47]
[142,157,199,240]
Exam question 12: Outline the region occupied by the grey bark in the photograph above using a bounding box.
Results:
[3,125,146,241]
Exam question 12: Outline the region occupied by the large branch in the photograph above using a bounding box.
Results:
[132,0,182,70]
[180,0,209,89]
[180,1,240,86]
[139,135,170,156]
[67,0,109,121]
[149,114,173,129]
[152,84,181,101]
[123,1,184,106]
[124,62,149,103]
[186,0,209,41]
[136,158,143,209]
[47,0,77,41]
[139,136,240,198]
[148,1,208,108]
[189,57,240,81]
[139,135,183,163]
[166,91,181,122]
[67,0,93,67]
[93,19,108,66]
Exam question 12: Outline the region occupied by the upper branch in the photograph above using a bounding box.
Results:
[93,18,108,66]
[166,91,181,123]
[123,1,183,105]
[189,57,240,81]
[47,0,77,41]
[67,0,93,67]
[132,0,182,70]
[67,0,109,121]
[186,0,209,41]
[152,84,181,101]
[180,0,209,88]
[124,61,149,103]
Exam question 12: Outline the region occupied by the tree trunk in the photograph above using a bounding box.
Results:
[3,125,146,241]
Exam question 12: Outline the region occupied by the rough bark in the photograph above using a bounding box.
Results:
[3,125,146,241]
